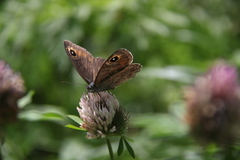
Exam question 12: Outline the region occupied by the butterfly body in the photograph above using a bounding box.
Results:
[64,40,142,92]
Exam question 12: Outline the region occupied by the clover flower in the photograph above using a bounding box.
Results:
[0,60,25,125]
[77,92,129,139]
[184,61,240,146]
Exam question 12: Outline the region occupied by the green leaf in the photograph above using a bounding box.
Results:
[18,104,66,122]
[123,137,135,159]
[42,112,65,121]
[18,90,35,109]
[65,124,86,131]
[117,136,124,156]
[123,136,134,142]
[67,115,83,124]
[0,131,5,145]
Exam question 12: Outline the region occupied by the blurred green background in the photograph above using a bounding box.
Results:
[1,0,240,159]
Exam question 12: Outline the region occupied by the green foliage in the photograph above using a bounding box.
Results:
[67,115,83,125]
[65,115,85,131]
[123,137,135,159]
[1,0,240,159]
[117,136,135,159]
[65,124,85,131]
[118,137,124,156]
[18,90,35,109]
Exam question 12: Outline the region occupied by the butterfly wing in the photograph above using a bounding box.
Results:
[92,48,142,91]
[64,40,104,84]
[94,63,142,91]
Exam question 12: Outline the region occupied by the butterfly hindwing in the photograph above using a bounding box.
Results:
[94,63,142,91]
[94,48,133,86]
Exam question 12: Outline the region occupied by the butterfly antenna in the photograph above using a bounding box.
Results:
[61,81,85,86]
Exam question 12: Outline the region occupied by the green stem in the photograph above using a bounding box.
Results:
[0,145,2,160]
[224,147,234,160]
[106,137,114,160]
[0,128,3,160]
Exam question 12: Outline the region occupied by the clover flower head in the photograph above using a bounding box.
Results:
[77,92,129,139]
[185,61,240,146]
[0,60,25,125]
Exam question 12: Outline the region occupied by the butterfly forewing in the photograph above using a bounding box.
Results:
[64,40,104,84]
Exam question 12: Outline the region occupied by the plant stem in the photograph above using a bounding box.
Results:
[224,147,234,160]
[0,129,3,160]
[106,137,114,160]
[0,145,2,160]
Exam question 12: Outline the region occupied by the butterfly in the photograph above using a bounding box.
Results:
[64,40,142,92]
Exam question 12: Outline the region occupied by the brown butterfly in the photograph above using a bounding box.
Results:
[64,40,142,92]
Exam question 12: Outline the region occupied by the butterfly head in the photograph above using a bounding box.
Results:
[86,82,95,92]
